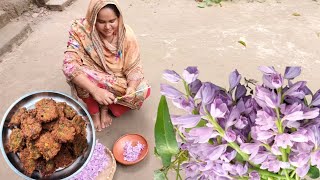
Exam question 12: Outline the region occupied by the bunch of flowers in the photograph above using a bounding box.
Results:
[123,141,145,162]
[154,66,320,180]
[72,140,110,180]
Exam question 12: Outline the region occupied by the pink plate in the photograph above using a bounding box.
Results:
[112,134,148,165]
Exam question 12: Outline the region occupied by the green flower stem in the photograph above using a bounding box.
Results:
[290,170,296,178]
[250,168,295,180]
[275,107,290,180]
[174,127,187,142]
[176,159,181,180]
[183,80,191,97]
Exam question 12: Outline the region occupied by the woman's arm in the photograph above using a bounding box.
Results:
[72,74,115,105]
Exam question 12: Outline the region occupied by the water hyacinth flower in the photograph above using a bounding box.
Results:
[284,66,301,80]
[162,69,181,83]
[259,66,283,89]
[155,66,320,180]
[160,83,184,99]
[210,98,229,119]
[183,66,199,84]
[189,79,202,96]
[229,69,241,92]
[171,114,202,128]
[195,82,220,105]
[255,85,280,109]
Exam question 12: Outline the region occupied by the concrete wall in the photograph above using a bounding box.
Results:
[0,0,33,19]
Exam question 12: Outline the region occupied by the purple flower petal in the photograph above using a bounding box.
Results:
[296,163,310,178]
[235,115,248,129]
[249,171,260,180]
[189,79,202,95]
[224,129,237,142]
[183,66,199,84]
[311,150,320,169]
[311,89,320,106]
[259,66,277,74]
[171,114,202,128]
[207,144,228,161]
[195,82,220,105]
[162,69,181,83]
[187,127,218,143]
[160,84,184,99]
[250,152,269,164]
[210,99,229,119]
[229,69,241,91]
[235,84,247,100]
[274,133,293,148]
[172,96,195,113]
[289,153,310,168]
[284,66,301,80]
[283,81,307,98]
[240,143,261,158]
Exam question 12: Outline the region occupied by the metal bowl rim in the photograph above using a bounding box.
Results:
[0,90,96,180]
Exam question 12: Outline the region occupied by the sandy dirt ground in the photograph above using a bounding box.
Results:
[0,0,320,179]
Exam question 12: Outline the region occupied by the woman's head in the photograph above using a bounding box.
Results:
[95,4,120,38]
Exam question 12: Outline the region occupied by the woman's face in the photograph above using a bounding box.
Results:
[95,7,119,38]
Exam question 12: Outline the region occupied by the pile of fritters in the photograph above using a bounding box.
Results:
[6,98,88,177]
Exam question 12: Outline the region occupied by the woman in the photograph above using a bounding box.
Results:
[62,0,150,131]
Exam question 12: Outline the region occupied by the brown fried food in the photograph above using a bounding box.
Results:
[64,104,77,119]
[37,159,56,177]
[8,128,25,153]
[21,116,42,140]
[51,117,76,143]
[20,148,36,176]
[27,109,37,118]
[72,115,87,136]
[36,98,58,122]
[26,140,41,160]
[56,102,66,118]
[35,133,61,161]
[42,120,57,132]
[8,107,27,127]
[53,146,75,168]
[71,134,88,157]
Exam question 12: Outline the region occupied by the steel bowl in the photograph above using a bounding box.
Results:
[0,91,96,180]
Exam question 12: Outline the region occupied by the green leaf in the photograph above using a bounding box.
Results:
[178,150,189,163]
[197,2,206,8]
[307,166,320,179]
[292,12,301,16]
[238,40,247,47]
[214,0,222,3]
[155,96,179,167]
[154,147,160,157]
[154,170,166,180]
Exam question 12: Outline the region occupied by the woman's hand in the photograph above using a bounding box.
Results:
[90,87,115,105]
[123,87,136,102]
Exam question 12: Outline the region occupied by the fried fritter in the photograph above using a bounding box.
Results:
[8,128,25,153]
[70,134,88,157]
[53,146,74,168]
[37,159,56,177]
[21,116,42,140]
[27,109,37,118]
[51,118,76,143]
[42,120,57,132]
[72,115,87,136]
[35,133,61,161]
[20,148,36,176]
[64,104,77,119]
[36,99,58,122]
[26,140,41,160]
[56,102,66,118]
[8,107,27,127]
